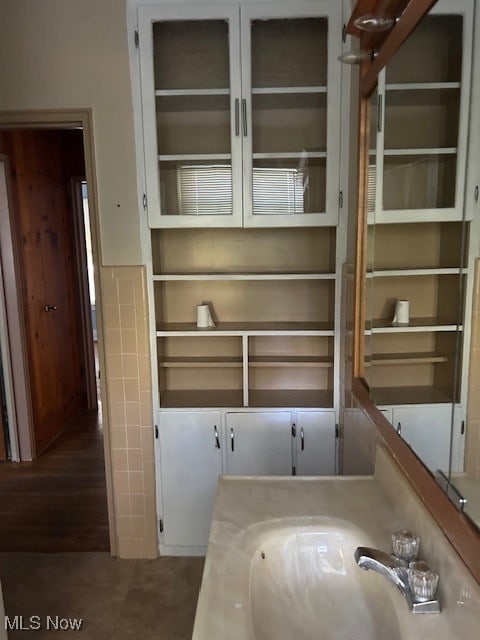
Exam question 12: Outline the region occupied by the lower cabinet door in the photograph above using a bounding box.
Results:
[296,411,336,475]
[225,412,292,475]
[392,405,453,474]
[159,411,222,548]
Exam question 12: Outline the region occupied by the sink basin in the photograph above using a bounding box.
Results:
[192,451,480,640]
[250,525,401,640]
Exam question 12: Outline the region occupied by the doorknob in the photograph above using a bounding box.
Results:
[44,304,57,312]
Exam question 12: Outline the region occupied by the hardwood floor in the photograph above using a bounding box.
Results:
[0,405,109,552]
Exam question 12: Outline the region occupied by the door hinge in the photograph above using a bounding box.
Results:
[291,422,296,437]
[461,420,465,435]
[292,466,296,476]
[338,190,343,209]
[335,423,340,439]
[159,518,164,533]
[155,424,159,439]
[143,193,148,211]
[134,30,140,48]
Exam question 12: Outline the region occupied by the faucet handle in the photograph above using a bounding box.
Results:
[408,561,439,602]
[392,529,420,562]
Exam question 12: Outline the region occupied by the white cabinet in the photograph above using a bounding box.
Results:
[225,411,292,475]
[372,0,473,224]
[391,405,464,474]
[138,1,342,228]
[158,411,222,549]
[295,411,336,475]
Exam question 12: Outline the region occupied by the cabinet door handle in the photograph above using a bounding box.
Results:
[214,425,220,449]
[300,427,305,451]
[397,422,402,434]
[44,304,57,312]
[235,98,240,136]
[230,427,235,452]
[242,98,247,137]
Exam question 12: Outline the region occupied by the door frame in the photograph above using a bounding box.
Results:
[0,109,116,555]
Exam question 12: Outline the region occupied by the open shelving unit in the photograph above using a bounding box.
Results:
[152,227,337,409]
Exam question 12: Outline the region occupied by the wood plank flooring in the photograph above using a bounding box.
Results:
[0,406,109,551]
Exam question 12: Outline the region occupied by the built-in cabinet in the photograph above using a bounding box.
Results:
[366,1,476,474]
[158,409,336,552]
[134,0,478,554]
[139,1,342,228]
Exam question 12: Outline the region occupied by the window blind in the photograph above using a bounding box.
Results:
[177,164,305,215]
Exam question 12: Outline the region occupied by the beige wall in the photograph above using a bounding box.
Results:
[0,0,141,266]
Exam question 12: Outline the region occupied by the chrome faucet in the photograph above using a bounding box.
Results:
[354,546,441,614]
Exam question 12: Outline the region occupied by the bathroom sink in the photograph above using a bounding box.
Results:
[192,448,480,640]
[250,526,401,640]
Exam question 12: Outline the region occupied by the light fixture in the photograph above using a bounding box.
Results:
[353,14,395,32]
[337,50,371,65]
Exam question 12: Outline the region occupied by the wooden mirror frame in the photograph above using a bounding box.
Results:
[347,0,480,583]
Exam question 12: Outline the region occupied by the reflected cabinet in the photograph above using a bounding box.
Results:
[139,2,341,228]
[366,0,475,474]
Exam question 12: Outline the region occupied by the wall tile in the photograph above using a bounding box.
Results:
[118,537,146,559]
[100,265,157,559]
[126,402,141,426]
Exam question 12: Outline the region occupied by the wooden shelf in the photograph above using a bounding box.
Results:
[372,386,453,406]
[252,86,327,95]
[155,88,230,96]
[370,352,448,366]
[249,356,333,368]
[385,82,461,91]
[153,271,336,281]
[370,267,461,277]
[249,389,333,408]
[159,357,242,368]
[156,322,335,337]
[158,153,231,161]
[383,147,457,156]
[252,151,326,160]
[160,390,243,408]
[371,318,461,334]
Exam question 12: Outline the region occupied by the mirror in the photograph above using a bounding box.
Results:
[343,0,480,580]
[355,7,479,529]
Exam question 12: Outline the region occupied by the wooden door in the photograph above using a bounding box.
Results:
[0,129,87,454]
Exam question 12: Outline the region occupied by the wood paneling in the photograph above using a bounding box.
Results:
[0,129,87,454]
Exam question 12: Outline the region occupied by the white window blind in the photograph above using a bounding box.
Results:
[178,165,232,215]
[177,164,305,215]
[253,167,305,215]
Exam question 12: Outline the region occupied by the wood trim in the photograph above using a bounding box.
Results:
[0,155,36,461]
[70,178,97,411]
[359,0,440,98]
[352,377,480,584]
[0,109,116,556]
[353,69,370,378]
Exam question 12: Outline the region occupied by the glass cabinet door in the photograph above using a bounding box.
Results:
[375,2,473,223]
[241,3,341,227]
[139,6,242,227]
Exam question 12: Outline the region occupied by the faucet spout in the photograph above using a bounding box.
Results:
[354,546,441,614]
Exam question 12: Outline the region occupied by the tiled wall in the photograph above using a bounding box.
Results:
[100,266,158,558]
[466,259,480,479]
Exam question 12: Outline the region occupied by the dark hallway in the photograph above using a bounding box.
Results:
[0,404,109,551]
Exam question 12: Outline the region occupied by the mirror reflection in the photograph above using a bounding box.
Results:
[363,10,480,528]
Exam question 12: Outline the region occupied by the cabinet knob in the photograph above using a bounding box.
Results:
[44,304,57,312]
